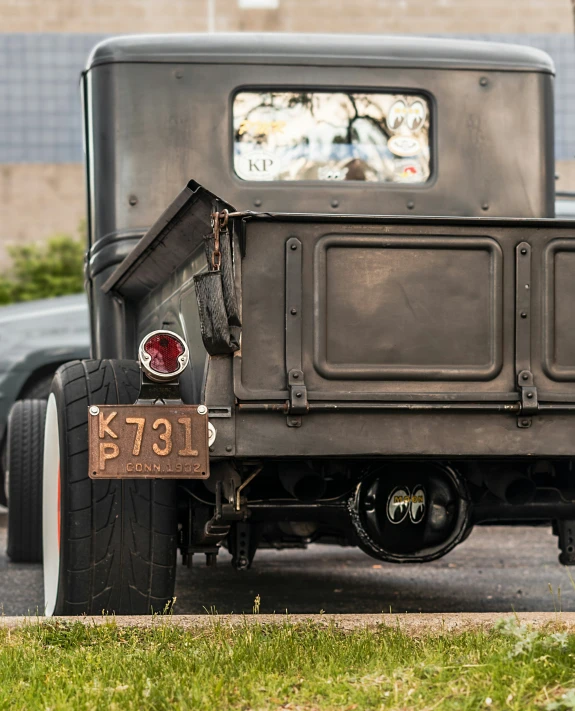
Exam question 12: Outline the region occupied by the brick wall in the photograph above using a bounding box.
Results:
[1,0,573,35]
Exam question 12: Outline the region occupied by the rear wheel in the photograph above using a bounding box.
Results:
[43,359,178,616]
[0,373,55,509]
[6,399,47,562]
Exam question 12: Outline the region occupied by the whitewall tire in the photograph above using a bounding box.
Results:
[42,393,60,617]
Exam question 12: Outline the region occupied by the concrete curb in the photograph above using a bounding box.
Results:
[0,612,574,634]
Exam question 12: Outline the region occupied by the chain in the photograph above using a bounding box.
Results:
[210,209,229,271]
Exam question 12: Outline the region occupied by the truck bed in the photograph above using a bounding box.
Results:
[104,181,575,458]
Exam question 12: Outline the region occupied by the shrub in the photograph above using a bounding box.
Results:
[0,229,85,306]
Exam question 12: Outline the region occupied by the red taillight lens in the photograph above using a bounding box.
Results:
[143,333,185,374]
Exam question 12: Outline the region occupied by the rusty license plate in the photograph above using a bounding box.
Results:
[88,404,210,479]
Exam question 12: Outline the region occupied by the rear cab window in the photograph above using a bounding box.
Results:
[233,90,431,183]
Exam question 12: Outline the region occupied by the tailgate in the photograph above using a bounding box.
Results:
[235,214,575,417]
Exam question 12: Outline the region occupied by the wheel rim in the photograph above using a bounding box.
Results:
[42,393,60,616]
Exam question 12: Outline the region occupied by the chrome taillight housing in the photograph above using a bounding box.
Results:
[138,330,189,382]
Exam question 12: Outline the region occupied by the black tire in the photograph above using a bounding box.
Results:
[43,359,178,616]
[6,400,47,562]
[0,374,55,509]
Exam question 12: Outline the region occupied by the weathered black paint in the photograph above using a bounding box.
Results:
[83,34,555,359]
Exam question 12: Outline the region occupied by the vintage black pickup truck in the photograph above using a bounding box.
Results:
[7,33,571,616]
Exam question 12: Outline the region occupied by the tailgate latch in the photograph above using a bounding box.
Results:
[517,370,538,427]
[288,368,308,423]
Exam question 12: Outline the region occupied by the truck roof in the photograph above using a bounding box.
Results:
[86,33,554,74]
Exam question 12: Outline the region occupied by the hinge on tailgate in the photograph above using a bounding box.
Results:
[288,368,308,418]
[515,242,537,428]
[285,237,308,427]
[517,370,538,427]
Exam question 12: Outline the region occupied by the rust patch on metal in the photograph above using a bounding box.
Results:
[88,405,210,479]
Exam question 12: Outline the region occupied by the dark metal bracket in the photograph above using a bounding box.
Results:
[515,242,538,428]
[556,520,575,565]
[285,237,309,426]
[517,370,537,428]
[136,371,183,405]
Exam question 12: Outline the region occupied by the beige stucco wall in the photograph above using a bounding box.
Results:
[557,159,575,193]
[0,164,86,267]
[0,0,573,34]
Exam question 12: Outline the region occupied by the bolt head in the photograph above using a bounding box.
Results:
[522,419,530,426]
[407,200,415,210]
[89,406,100,416]
[527,392,534,399]
[479,77,488,87]
[295,392,302,398]
[521,373,529,380]
[225,445,233,453]
[197,405,208,415]
[290,243,297,250]
[254,198,262,207]
[521,248,528,255]
[128,195,138,206]
[290,308,297,315]
[521,312,528,319]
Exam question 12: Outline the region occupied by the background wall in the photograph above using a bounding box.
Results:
[1,0,574,265]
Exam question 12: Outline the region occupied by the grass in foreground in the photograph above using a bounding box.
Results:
[0,618,574,710]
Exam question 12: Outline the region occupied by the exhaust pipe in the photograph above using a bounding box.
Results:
[279,465,326,503]
[485,471,536,505]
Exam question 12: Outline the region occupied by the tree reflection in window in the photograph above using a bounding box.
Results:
[233,91,430,183]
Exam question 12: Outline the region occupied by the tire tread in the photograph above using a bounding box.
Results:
[7,399,46,562]
[53,359,177,614]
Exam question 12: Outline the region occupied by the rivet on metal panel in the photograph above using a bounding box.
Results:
[481,203,489,211]
[407,200,415,210]
[521,312,528,319]
[479,77,489,87]
[128,195,138,206]
[225,445,233,452]
[174,69,183,79]
[521,248,528,255]
[253,198,262,207]
[290,308,297,315]
[331,199,339,208]
[290,243,297,250]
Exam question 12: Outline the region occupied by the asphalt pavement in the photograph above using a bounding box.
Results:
[0,513,573,616]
